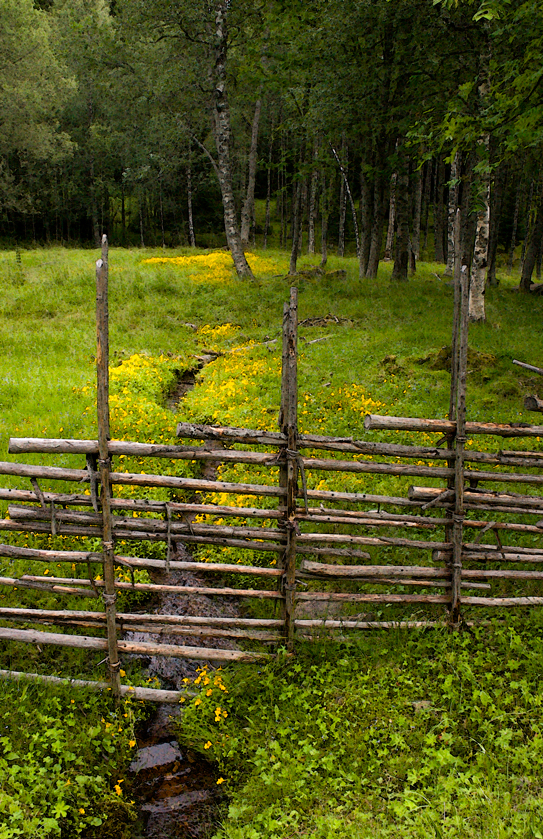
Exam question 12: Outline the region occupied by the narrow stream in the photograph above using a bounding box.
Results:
[129,705,223,839]
[126,360,230,838]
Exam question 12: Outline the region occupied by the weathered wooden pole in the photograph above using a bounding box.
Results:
[450,264,469,626]
[96,235,121,697]
[446,211,462,622]
[279,288,298,651]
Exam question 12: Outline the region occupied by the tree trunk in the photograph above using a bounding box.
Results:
[384,172,397,260]
[521,179,536,272]
[365,174,386,279]
[279,131,286,248]
[391,167,409,281]
[536,233,543,281]
[469,145,491,322]
[445,151,460,275]
[337,135,347,257]
[330,142,361,259]
[263,126,273,248]
[320,170,328,270]
[139,191,145,247]
[289,176,302,275]
[308,139,318,254]
[507,177,522,274]
[360,165,371,276]
[486,160,506,286]
[212,2,253,279]
[187,140,196,247]
[121,179,126,246]
[433,157,446,263]
[299,171,308,255]
[520,181,543,292]
[460,152,476,271]
[240,98,261,245]
[412,165,422,261]
[422,159,432,253]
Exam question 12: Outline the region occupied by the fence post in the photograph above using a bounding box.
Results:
[279,288,298,651]
[96,235,121,697]
[450,263,469,626]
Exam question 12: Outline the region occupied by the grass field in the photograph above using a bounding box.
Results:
[1,245,543,837]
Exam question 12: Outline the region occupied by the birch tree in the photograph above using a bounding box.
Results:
[116,0,254,277]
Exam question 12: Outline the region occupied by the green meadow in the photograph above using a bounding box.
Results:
[1,246,543,837]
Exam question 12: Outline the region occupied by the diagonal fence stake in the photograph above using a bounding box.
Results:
[96,235,121,698]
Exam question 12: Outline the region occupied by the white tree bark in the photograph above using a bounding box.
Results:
[469,145,490,322]
[445,151,460,275]
[212,2,253,278]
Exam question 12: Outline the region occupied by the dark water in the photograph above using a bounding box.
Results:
[129,706,223,839]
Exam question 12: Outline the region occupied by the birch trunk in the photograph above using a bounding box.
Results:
[445,152,460,275]
[468,160,490,321]
[212,2,253,279]
[240,98,261,245]
[330,143,360,259]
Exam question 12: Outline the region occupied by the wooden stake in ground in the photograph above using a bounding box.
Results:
[450,264,469,626]
[280,288,298,650]
[96,235,121,697]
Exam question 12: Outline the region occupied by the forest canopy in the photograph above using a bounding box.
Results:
[2,0,543,304]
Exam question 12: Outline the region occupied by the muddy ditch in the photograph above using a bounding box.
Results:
[127,359,242,838]
[126,549,243,837]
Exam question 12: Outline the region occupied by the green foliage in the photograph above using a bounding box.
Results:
[0,681,141,838]
[178,622,543,838]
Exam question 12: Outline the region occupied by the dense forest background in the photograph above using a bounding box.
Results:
[3,0,543,309]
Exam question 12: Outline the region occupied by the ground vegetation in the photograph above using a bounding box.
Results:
[0,246,542,834]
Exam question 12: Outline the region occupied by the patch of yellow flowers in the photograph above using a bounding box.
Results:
[141,250,281,283]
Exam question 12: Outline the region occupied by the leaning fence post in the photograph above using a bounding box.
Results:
[279,287,298,651]
[96,235,121,697]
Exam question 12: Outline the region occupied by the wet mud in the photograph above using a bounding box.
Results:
[129,718,224,839]
[126,546,237,837]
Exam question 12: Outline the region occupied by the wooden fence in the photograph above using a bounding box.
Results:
[1,243,543,701]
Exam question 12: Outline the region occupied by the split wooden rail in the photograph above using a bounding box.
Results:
[1,246,543,701]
